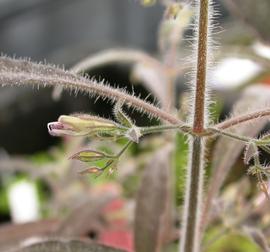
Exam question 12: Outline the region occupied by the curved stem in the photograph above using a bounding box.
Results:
[215,108,270,130]
[0,56,184,126]
[71,49,164,74]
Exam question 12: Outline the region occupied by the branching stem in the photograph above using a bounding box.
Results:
[180,1,210,252]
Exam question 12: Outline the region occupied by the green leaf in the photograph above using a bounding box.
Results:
[113,102,133,128]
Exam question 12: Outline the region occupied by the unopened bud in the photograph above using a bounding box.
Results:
[79,167,103,175]
[48,114,121,138]
[70,150,112,163]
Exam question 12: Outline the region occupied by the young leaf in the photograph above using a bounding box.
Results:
[134,144,173,252]
[113,102,133,128]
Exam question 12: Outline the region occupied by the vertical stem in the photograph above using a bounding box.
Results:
[181,137,205,252]
[193,0,209,134]
[180,0,210,252]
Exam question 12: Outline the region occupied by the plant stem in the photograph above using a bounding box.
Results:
[140,124,191,135]
[215,108,270,130]
[116,141,132,157]
[208,127,252,143]
[0,56,185,126]
[180,0,210,251]
[193,0,209,134]
[181,137,205,252]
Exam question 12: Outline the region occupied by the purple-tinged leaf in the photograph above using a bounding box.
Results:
[202,85,270,231]
[134,144,173,252]
[10,239,126,252]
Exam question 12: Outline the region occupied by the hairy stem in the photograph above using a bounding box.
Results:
[181,0,210,251]
[193,0,209,134]
[140,124,191,135]
[0,56,185,126]
[208,127,251,143]
[215,108,270,130]
[181,137,205,252]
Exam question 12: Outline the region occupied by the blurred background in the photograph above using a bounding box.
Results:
[1,0,270,251]
[0,0,230,154]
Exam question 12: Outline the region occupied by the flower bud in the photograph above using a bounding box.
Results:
[70,150,112,163]
[79,167,103,175]
[47,114,121,138]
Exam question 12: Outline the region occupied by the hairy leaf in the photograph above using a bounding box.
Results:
[113,102,133,128]
[134,144,173,252]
